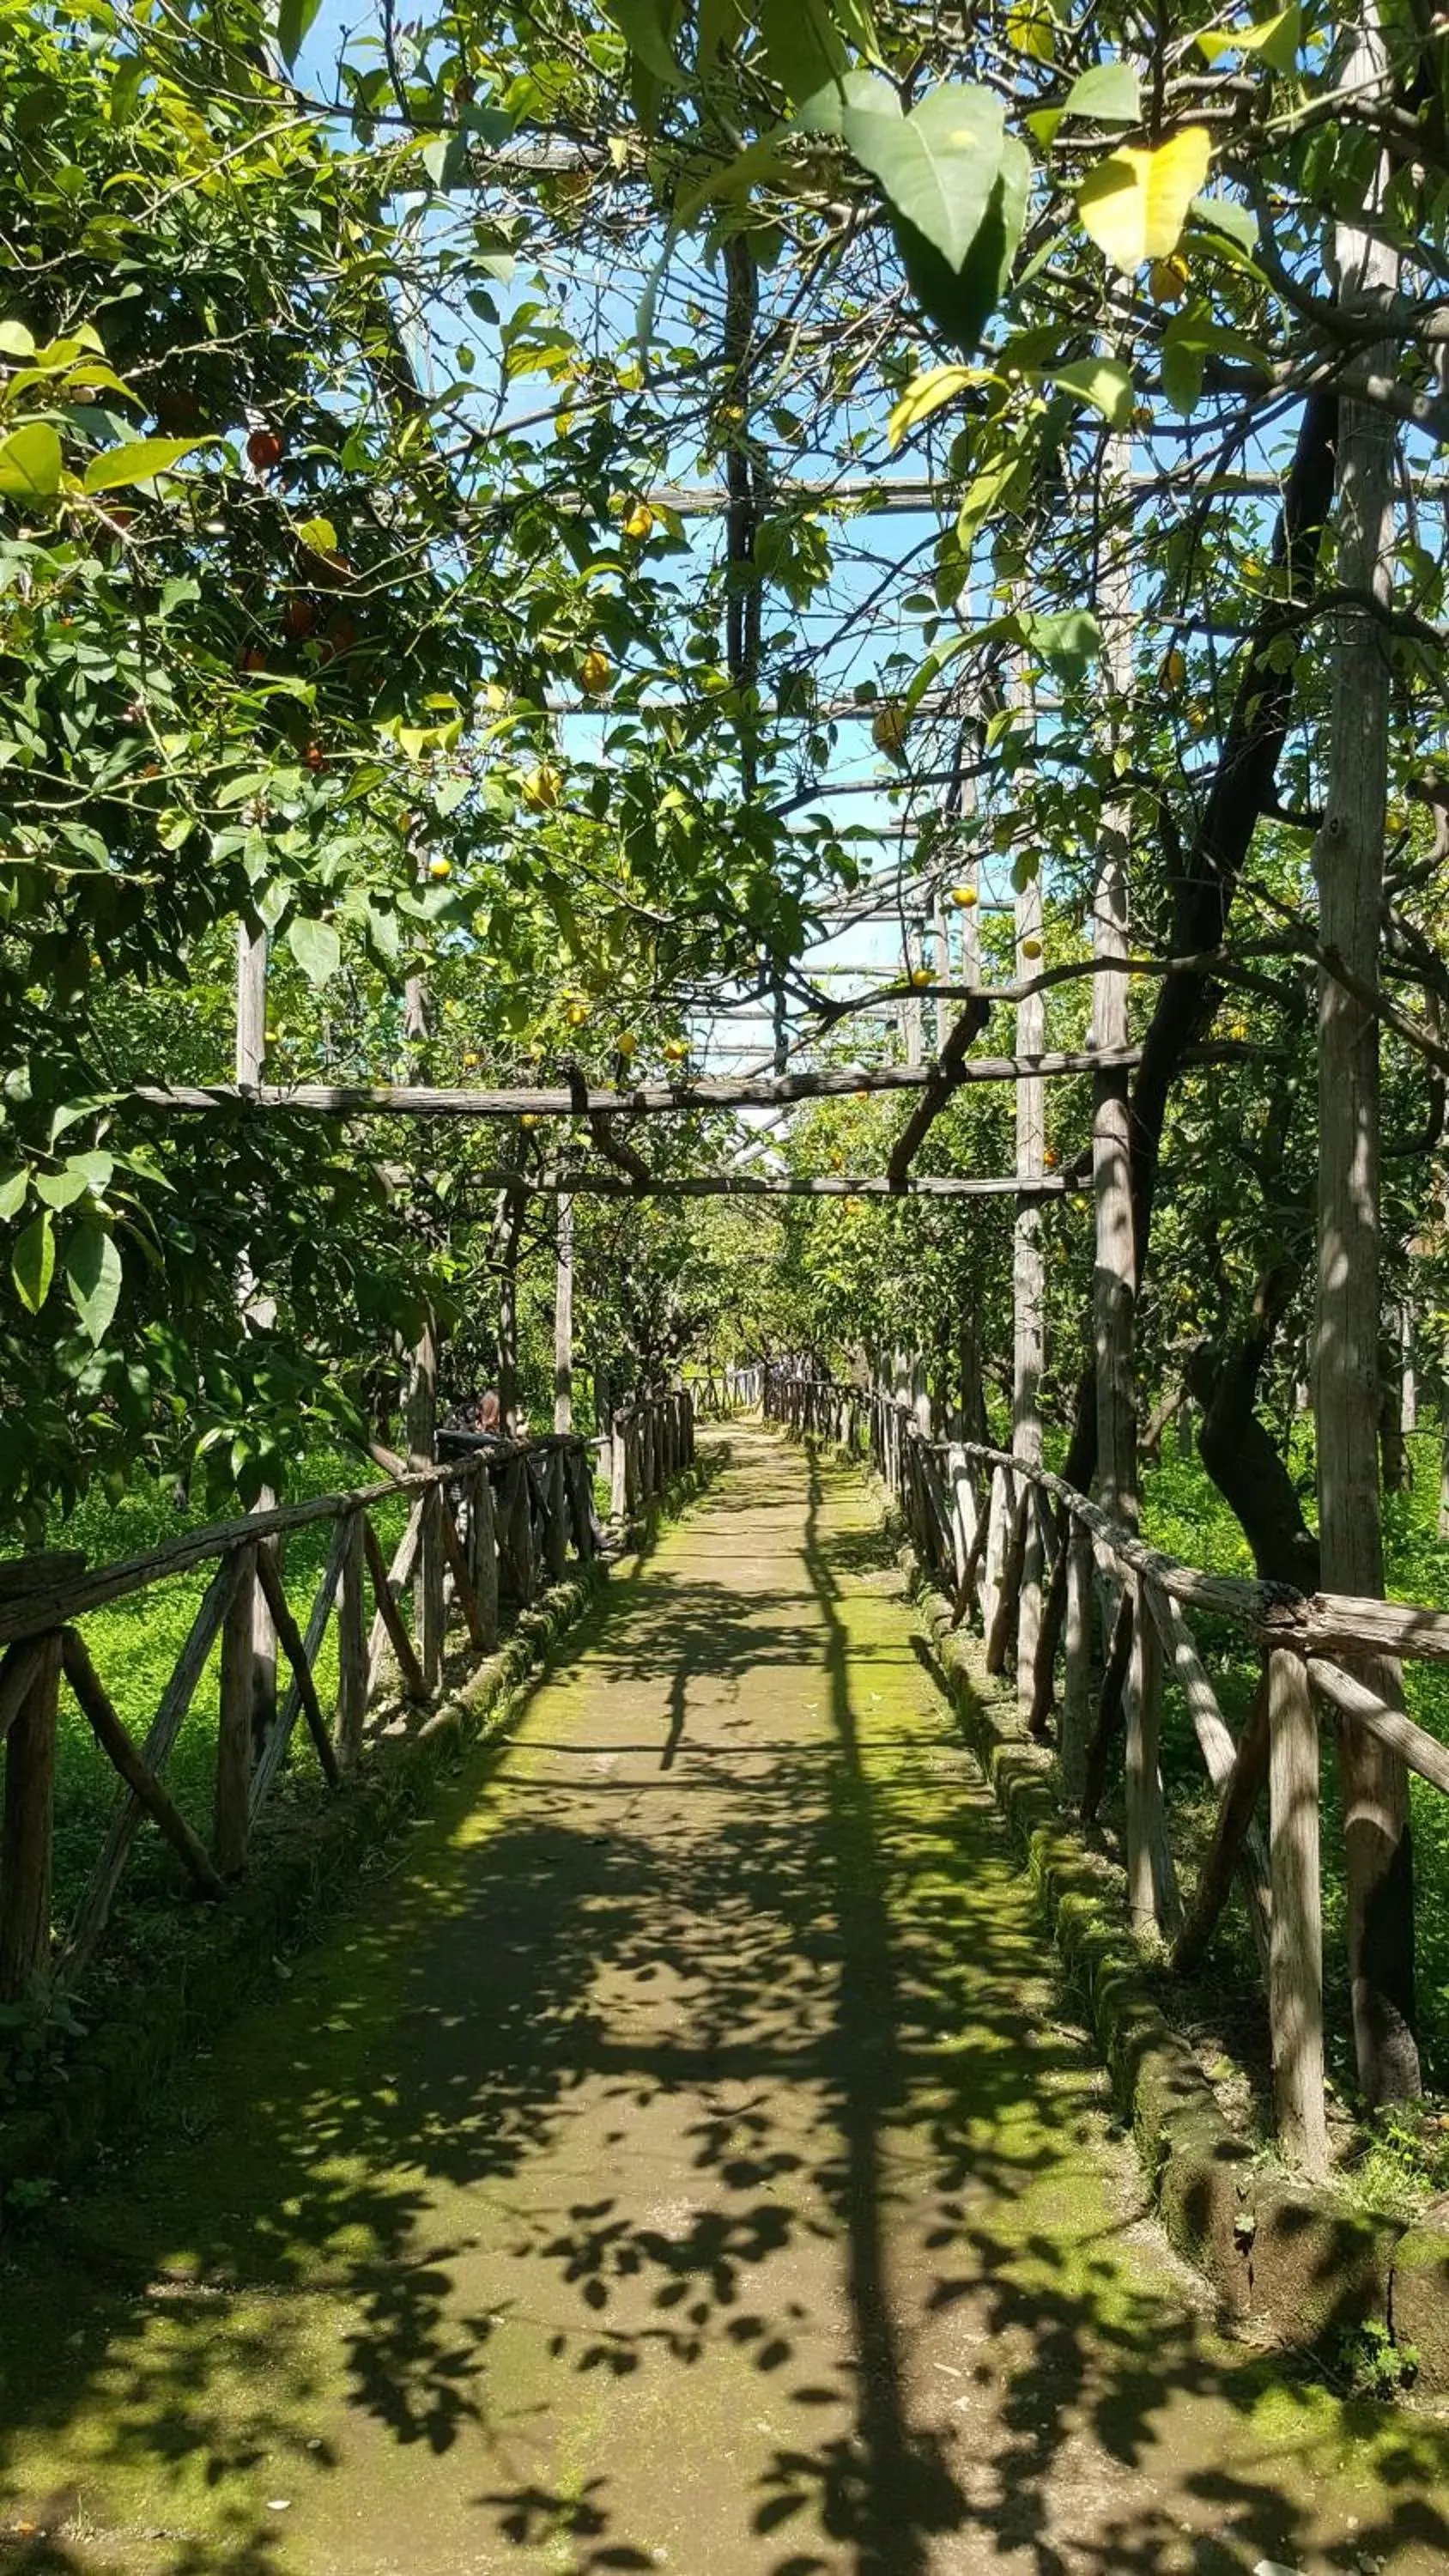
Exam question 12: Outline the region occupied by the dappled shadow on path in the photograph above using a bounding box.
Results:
[2,1431,1448,2575]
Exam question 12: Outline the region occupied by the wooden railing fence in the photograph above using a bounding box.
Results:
[0,1387,690,2012]
[765,1368,1449,2177]
[608,1388,696,1521]
[694,1364,763,1417]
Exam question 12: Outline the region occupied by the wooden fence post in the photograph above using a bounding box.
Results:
[1269,1644,1328,2176]
[1124,1577,1164,1929]
[335,1509,368,1771]
[0,1629,61,2001]
[611,1413,629,1521]
[544,1448,568,1581]
[472,1464,500,1643]
[1060,1525,1094,1798]
[407,1324,444,1694]
[215,1541,257,1875]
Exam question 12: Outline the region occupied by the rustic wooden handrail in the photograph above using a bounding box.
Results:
[0,1406,644,2010]
[761,1364,1449,2181]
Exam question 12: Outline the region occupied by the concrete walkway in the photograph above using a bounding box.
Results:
[3,1426,1448,2576]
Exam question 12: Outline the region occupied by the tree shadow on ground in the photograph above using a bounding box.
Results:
[2,1430,1447,2576]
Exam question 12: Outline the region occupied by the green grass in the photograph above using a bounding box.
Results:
[1139,1421,1449,2126]
[39,1450,413,1946]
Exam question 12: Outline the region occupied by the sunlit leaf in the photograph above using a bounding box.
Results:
[1060,61,1140,123]
[82,436,216,492]
[65,1222,123,1345]
[1078,128,1212,271]
[0,422,62,502]
[12,1209,55,1314]
[1054,355,1133,426]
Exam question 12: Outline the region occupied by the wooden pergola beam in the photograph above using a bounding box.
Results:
[441,1170,1082,1201]
[130,1047,1145,1125]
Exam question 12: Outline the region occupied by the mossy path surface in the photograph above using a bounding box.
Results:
[3,1425,1449,2576]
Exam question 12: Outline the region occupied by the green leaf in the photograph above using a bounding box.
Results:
[35,1170,91,1210]
[1019,607,1100,671]
[1054,355,1133,426]
[287,913,342,987]
[1190,191,1258,255]
[842,82,1005,272]
[891,133,1029,357]
[0,320,36,357]
[65,1223,122,1346]
[0,422,63,503]
[295,514,339,555]
[67,1149,114,1195]
[603,0,682,85]
[1061,61,1140,123]
[12,1209,55,1314]
[276,0,324,65]
[82,436,215,493]
[759,0,847,106]
[0,1167,28,1219]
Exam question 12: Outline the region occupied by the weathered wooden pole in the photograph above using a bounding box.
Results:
[1012,671,1046,1707]
[406,1315,445,1694]
[234,919,278,1747]
[1314,6,1421,2103]
[554,1192,574,1434]
[1094,430,1137,1530]
[1269,1645,1329,2174]
[0,1631,61,1999]
[497,1182,524,1434]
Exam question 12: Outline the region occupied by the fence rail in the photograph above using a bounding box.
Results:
[765,1368,1449,2178]
[0,1389,693,2009]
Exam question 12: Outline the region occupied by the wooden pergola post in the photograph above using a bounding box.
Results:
[1012,686,1046,1710]
[406,1315,445,1694]
[234,918,278,1749]
[553,1192,574,1433]
[1269,1644,1328,2173]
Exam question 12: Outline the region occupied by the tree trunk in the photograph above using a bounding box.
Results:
[1314,6,1421,2103]
[1189,1268,1321,1593]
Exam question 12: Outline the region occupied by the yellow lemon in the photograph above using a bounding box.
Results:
[664,1038,688,1062]
[580,648,613,695]
[1149,255,1188,307]
[622,501,654,541]
[949,883,979,907]
[871,704,909,756]
[566,1000,590,1028]
[523,763,562,811]
[520,1111,541,1128]
[616,1030,638,1059]
[1021,935,1043,960]
[1161,646,1187,690]
[428,855,452,881]
[910,968,932,988]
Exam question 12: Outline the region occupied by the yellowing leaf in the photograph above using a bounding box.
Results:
[1007,0,1056,62]
[1197,6,1299,71]
[1078,127,1212,272]
[887,364,979,447]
